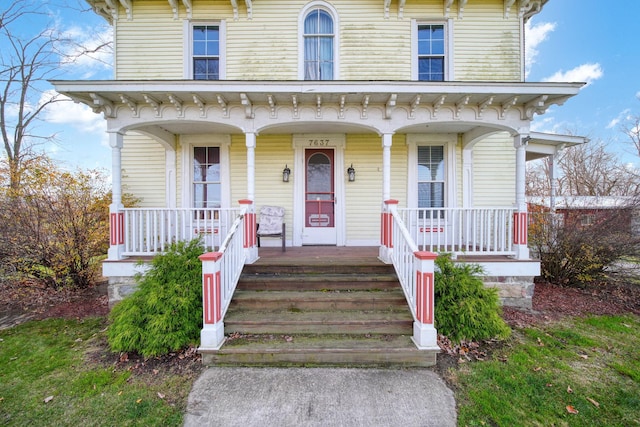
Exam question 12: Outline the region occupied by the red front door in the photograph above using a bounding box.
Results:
[303,149,337,244]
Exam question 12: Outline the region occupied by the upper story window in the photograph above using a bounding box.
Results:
[418,24,445,81]
[193,25,220,80]
[303,9,334,80]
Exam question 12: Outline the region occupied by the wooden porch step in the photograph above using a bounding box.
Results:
[200,335,437,367]
[224,310,413,335]
[230,290,407,311]
[237,273,401,291]
[242,263,395,276]
[200,249,438,367]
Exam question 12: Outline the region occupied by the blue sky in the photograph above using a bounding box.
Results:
[7,0,640,172]
[526,0,640,164]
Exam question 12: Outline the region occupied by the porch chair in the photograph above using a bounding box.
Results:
[257,205,286,252]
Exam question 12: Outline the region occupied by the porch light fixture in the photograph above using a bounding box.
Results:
[282,165,291,182]
[347,164,356,182]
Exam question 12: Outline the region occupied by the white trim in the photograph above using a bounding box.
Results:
[166,147,177,208]
[184,20,226,80]
[180,134,231,209]
[292,134,346,246]
[411,19,453,81]
[298,1,340,80]
[406,134,457,209]
[462,146,473,208]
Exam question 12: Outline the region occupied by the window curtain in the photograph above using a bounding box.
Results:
[304,9,333,80]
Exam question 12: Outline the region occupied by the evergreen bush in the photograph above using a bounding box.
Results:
[107,239,204,357]
[434,254,511,343]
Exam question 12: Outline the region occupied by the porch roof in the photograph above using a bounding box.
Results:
[525,132,589,161]
[52,79,584,137]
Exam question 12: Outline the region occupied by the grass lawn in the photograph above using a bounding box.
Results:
[452,314,640,426]
[1,314,639,426]
[0,317,198,427]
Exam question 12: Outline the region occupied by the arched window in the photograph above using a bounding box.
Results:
[303,8,334,80]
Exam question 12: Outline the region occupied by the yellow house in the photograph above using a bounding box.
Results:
[54,0,585,359]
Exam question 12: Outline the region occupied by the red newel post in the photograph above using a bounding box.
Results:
[199,252,225,350]
[239,199,258,263]
[379,199,399,264]
[412,251,439,349]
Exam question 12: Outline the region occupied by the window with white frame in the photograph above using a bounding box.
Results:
[418,146,445,216]
[417,24,445,81]
[303,8,334,80]
[193,146,221,209]
[192,25,220,80]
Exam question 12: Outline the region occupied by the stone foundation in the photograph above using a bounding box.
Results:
[482,276,535,309]
[107,276,140,308]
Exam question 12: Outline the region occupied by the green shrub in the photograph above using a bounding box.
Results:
[434,254,511,343]
[107,239,204,357]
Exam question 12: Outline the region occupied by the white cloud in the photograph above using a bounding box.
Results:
[636,91,640,100]
[56,23,113,79]
[42,92,106,134]
[606,109,631,129]
[543,63,603,87]
[525,21,556,77]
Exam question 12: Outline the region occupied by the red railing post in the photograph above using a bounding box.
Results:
[412,251,439,349]
[379,199,399,263]
[199,252,225,350]
[238,199,258,264]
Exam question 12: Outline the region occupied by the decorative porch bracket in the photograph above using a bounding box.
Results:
[199,252,225,350]
[239,199,258,263]
[412,251,439,350]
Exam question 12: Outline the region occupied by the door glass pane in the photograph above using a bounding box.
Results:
[307,153,331,200]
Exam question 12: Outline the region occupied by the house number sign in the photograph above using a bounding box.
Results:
[308,139,332,147]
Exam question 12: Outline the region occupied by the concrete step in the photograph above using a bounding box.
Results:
[230,290,407,311]
[224,310,413,335]
[201,334,437,367]
[237,273,400,291]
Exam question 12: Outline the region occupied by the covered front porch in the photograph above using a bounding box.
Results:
[53,79,584,354]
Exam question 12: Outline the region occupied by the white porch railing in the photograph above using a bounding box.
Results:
[389,208,420,322]
[386,204,439,350]
[398,207,517,256]
[122,208,242,256]
[199,207,248,350]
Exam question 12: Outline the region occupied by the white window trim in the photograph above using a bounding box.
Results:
[411,19,453,81]
[180,134,231,209]
[298,1,340,80]
[406,134,457,209]
[183,20,227,80]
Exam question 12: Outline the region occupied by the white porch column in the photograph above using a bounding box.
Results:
[165,148,177,208]
[244,133,258,263]
[108,131,125,260]
[246,132,256,201]
[513,134,529,260]
[382,133,393,200]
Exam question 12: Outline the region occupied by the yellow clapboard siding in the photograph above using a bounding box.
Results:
[113,0,522,81]
[121,133,166,207]
[473,132,516,206]
[344,134,407,241]
[253,135,295,241]
[453,0,522,81]
[115,1,184,79]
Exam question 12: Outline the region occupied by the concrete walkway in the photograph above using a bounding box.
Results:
[183,367,456,427]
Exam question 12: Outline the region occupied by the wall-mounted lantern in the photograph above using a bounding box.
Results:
[282,164,291,182]
[347,164,355,182]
